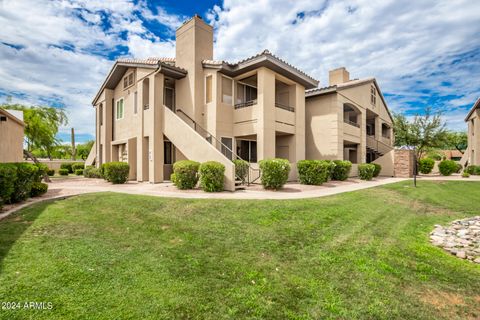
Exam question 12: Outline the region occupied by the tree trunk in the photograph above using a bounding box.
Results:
[23,149,51,183]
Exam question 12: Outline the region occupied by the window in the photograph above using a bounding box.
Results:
[134,92,138,114]
[99,104,103,125]
[472,119,475,136]
[164,141,174,164]
[123,72,135,89]
[116,98,124,120]
[206,75,212,103]
[236,83,257,105]
[370,85,376,106]
[238,140,257,163]
[221,76,233,104]
[221,137,233,160]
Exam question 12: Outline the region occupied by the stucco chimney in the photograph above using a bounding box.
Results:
[329,67,350,86]
[175,15,213,70]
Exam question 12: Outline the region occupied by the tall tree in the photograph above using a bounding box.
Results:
[0,103,68,159]
[442,131,468,154]
[393,107,447,159]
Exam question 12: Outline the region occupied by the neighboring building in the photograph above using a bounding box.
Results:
[0,108,24,163]
[465,98,480,166]
[91,15,318,190]
[91,15,395,190]
[305,68,394,172]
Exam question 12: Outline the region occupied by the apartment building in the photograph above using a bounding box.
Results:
[465,98,480,165]
[305,68,394,175]
[0,108,24,163]
[91,15,318,190]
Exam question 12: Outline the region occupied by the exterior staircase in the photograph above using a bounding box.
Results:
[366,135,393,157]
[163,106,259,191]
[85,141,96,166]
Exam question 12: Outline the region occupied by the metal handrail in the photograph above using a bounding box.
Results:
[366,135,393,154]
[344,119,360,128]
[275,102,294,112]
[175,108,261,185]
[234,100,257,109]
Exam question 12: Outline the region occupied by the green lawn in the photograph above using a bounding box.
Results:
[1,181,480,319]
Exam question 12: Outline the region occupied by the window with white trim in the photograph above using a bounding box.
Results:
[123,72,135,89]
[116,98,124,120]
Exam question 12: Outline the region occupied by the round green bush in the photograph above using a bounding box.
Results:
[462,172,470,178]
[331,160,352,181]
[438,160,457,176]
[33,163,49,182]
[59,169,69,176]
[72,163,85,171]
[297,160,330,185]
[323,160,336,181]
[418,158,435,174]
[259,158,291,190]
[233,159,249,183]
[47,169,55,176]
[84,166,103,178]
[358,163,375,181]
[60,163,73,173]
[199,161,225,192]
[171,160,200,189]
[372,163,382,177]
[30,182,48,197]
[102,162,130,184]
[75,169,84,176]
[11,163,38,203]
[0,163,17,207]
[466,165,480,175]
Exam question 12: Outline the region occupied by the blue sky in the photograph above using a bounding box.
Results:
[0,0,479,143]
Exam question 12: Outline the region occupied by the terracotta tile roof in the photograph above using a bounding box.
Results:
[465,98,480,121]
[117,57,176,66]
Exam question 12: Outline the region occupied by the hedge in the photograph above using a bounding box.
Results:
[418,158,435,174]
[462,172,470,178]
[33,163,49,182]
[233,159,249,183]
[297,160,330,185]
[438,160,457,176]
[102,162,130,184]
[358,163,375,181]
[84,166,103,178]
[59,169,69,176]
[372,163,382,177]
[75,169,84,176]
[72,163,85,171]
[47,169,55,176]
[324,160,336,181]
[60,163,73,173]
[259,158,290,190]
[466,165,480,175]
[171,160,200,189]
[0,163,17,208]
[11,163,38,203]
[199,161,225,192]
[30,182,48,197]
[331,160,352,181]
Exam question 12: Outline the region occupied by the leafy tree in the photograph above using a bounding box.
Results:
[442,131,467,154]
[0,103,68,159]
[76,140,94,160]
[393,107,447,159]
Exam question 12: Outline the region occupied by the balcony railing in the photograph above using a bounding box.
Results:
[344,119,360,128]
[275,102,294,112]
[234,99,257,109]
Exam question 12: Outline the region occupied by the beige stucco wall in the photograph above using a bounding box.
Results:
[467,109,480,165]
[0,109,24,163]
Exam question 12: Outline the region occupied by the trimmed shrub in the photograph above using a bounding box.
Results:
[11,163,38,203]
[47,169,55,176]
[462,172,470,178]
[233,159,249,183]
[331,160,352,181]
[323,160,336,181]
[372,163,382,177]
[0,163,17,207]
[466,165,480,175]
[102,162,130,184]
[84,166,103,178]
[297,160,330,185]
[259,158,290,190]
[199,161,225,192]
[33,163,49,182]
[60,162,73,173]
[171,160,200,189]
[358,163,375,181]
[438,160,457,176]
[59,169,69,176]
[30,182,48,197]
[75,169,84,176]
[455,163,462,174]
[418,158,435,174]
[72,163,84,171]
